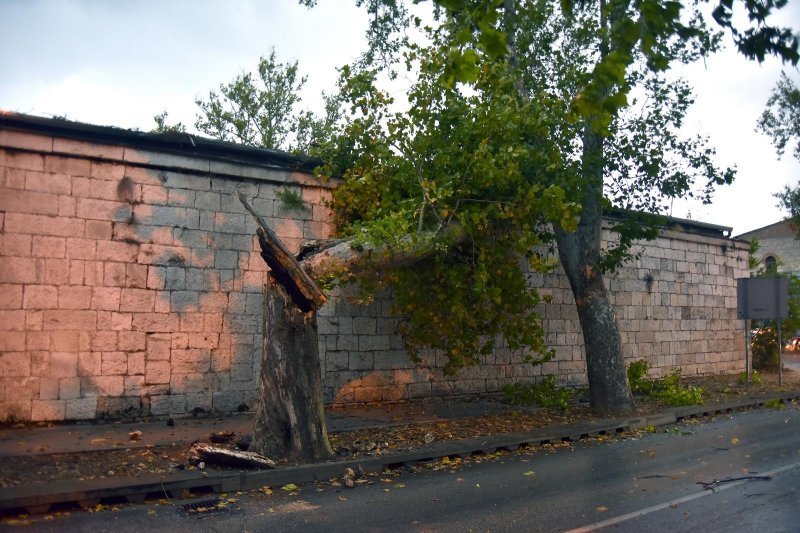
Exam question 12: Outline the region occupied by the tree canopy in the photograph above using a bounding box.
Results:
[155,0,798,416]
[153,50,340,153]
[758,71,800,231]
[302,0,800,413]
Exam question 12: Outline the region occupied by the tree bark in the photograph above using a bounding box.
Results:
[250,274,334,462]
[554,125,634,417]
[193,443,276,469]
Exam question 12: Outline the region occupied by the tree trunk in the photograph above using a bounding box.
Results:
[239,192,333,463]
[554,125,634,417]
[556,246,633,416]
[250,274,334,462]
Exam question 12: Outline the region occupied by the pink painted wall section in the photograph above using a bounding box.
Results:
[0,129,334,421]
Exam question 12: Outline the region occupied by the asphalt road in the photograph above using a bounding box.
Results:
[17,403,800,532]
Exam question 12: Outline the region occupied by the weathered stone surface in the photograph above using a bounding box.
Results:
[0,124,748,422]
[95,395,145,419]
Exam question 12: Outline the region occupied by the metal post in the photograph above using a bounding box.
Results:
[745,319,750,384]
[777,321,783,388]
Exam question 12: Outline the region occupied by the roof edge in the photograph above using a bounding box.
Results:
[604,208,733,239]
[0,111,323,172]
[734,218,795,240]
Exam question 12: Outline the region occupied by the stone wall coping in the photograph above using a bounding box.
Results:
[0,111,338,189]
[601,221,744,249]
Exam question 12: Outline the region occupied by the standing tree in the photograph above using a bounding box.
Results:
[758,72,800,231]
[153,0,797,460]
[154,50,340,153]
[311,0,799,415]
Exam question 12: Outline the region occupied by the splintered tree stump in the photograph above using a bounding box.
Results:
[239,191,461,463]
[249,274,334,462]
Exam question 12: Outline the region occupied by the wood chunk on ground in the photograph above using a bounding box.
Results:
[192,443,276,469]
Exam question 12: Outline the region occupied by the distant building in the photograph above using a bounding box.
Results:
[735,220,800,275]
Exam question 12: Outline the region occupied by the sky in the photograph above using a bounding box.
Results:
[1,0,798,235]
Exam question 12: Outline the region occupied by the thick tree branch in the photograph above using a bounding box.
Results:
[299,223,468,280]
[238,191,327,311]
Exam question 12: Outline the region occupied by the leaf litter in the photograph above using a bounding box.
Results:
[0,372,796,508]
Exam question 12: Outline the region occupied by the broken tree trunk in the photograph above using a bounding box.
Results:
[250,274,334,462]
[239,192,334,463]
[239,191,326,312]
[239,192,466,463]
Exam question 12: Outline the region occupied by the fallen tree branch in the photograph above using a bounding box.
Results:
[696,475,772,492]
[193,443,276,470]
[299,223,468,280]
[238,191,327,311]
[240,191,468,304]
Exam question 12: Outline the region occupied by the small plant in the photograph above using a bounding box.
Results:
[654,370,704,406]
[751,327,779,369]
[627,359,655,394]
[502,376,573,410]
[764,398,785,409]
[276,188,306,211]
[626,360,704,406]
[737,369,763,385]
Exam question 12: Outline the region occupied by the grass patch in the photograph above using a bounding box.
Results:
[276,188,306,211]
[737,369,763,385]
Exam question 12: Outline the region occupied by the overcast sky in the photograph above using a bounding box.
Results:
[1,0,798,235]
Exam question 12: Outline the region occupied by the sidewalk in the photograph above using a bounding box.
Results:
[0,395,537,457]
[1,389,799,516]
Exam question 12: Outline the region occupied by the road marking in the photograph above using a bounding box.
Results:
[564,461,800,533]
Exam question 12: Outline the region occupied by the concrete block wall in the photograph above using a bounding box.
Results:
[0,125,335,421]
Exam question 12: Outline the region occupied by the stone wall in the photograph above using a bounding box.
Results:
[0,115,749,421]
[318,228,750,404]
[0,120,335,421]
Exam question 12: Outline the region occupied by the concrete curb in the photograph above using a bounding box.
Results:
[3,391,799,515]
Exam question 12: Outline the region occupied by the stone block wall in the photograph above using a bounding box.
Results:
[737,221,800,275]
[318,229,750,404]
[0,116,749,421]
[0,123,335,421]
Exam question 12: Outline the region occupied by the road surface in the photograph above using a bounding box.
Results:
[14,403,800,532]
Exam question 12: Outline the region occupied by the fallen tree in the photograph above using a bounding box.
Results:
[239,192,468,463]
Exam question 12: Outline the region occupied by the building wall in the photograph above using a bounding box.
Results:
[741,222,800,275]
[756,235,800,274]
[0,124,749,422]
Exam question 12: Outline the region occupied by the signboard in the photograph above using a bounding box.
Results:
[736,277,789,320]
